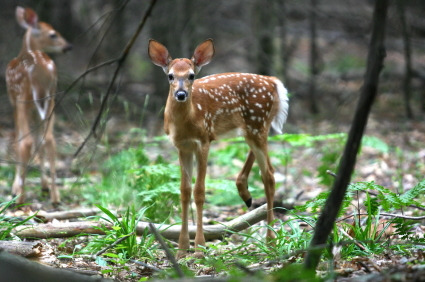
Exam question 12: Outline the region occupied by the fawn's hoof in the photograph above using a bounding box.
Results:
[50,201,62,211]
[193,251,205,259]
[244,197,252,208]
[176,250,187,260]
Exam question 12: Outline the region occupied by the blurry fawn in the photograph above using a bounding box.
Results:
[148,39,288,257]
[5,7,72,206]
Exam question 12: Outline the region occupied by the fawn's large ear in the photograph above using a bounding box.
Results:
[192,39,215,74]
[16,6,39,30]
[148,39,172,73]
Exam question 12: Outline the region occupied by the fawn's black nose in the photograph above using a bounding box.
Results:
[175,90,188,102]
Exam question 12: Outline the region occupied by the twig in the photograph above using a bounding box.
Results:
[129,259,160,272]
[149,223,184,278]
[74,0,158,157]
[79,254,160,273]
[357,260,372,273]
[95,232,134,257]
[233,261,256,275]
[337,212,425,222]
[338,227,366,251]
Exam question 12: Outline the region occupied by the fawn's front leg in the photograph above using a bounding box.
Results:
[193,143,209,257]
[177,150,193,259]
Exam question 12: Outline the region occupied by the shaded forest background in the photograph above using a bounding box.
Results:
[0,0,424,170]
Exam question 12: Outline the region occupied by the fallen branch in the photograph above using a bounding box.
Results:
[13,221,105,238]
[35,208,100,222]
[0,241,43,258]
[14,204,268,240]
[0,252,112,282]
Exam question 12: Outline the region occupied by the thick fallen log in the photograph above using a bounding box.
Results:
[0,251,112,282]
[14,204,268,240]
[0,240,43,257]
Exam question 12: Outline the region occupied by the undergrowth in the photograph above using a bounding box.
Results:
[2,132,423,280]
[65,132,425,280]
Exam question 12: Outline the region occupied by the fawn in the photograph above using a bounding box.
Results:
[6,6,72,206]
[148,39,288,257]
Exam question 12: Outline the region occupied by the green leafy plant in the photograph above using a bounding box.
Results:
[81,204,158,260]
[131,163,181,222]
[0,198,34,240]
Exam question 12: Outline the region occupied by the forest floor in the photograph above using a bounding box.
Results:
[0,89,424,281]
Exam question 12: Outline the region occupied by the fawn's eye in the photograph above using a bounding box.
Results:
[188,73,195,81]
[168,74,174,81]
[49,32,58,39]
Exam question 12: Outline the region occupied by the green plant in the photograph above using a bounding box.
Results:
[81,204,158,260]
[267,217,314,259]
[131,163,181,222]
[0,198,34,240]
[83,145,150,207]
[296,179,425,260]
[341,193,390,257]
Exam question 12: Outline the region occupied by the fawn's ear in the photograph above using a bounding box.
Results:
[16,6,39,30]
[192,39,215,74]
[148,39,172,73]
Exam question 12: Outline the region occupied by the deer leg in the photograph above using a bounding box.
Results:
[193,143,209,257]
[43,110,59,205]
[176,150,193,259]
[39,145,49,193]
[249,140,276,241]
[12,104,33,205]
[236,150,255,207]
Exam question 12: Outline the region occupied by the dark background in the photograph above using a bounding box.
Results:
[0,0,424,157]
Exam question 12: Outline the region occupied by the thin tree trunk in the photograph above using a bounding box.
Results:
[422,80,425,112]
[304,0,389,270]
[309,0,319,114]
[255,0,275,76]
[279,0,288,83]
[397,0,414,119]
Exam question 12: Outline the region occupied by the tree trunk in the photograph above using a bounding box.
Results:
[254,0,275,76]
[279,0,288,83]
[397,0,414,119]
[304,0,389,270]
[309,0,319,114]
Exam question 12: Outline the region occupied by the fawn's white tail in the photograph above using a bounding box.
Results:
[271,78,289,134]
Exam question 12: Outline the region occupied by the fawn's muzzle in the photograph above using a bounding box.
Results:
[175,90,188,102]
[63,44,73,53]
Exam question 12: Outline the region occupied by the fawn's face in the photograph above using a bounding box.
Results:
[148,39,215,103]
[31,22,72,54]
[166,58,196,102]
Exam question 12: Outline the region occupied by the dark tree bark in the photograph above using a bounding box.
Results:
[0,252,111,282]
[278,0,288,83]
[254,0,275,76]
[309,0,319,114]
[422,80,425,113]
[397,0,414,119]
[304,0,389,270]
